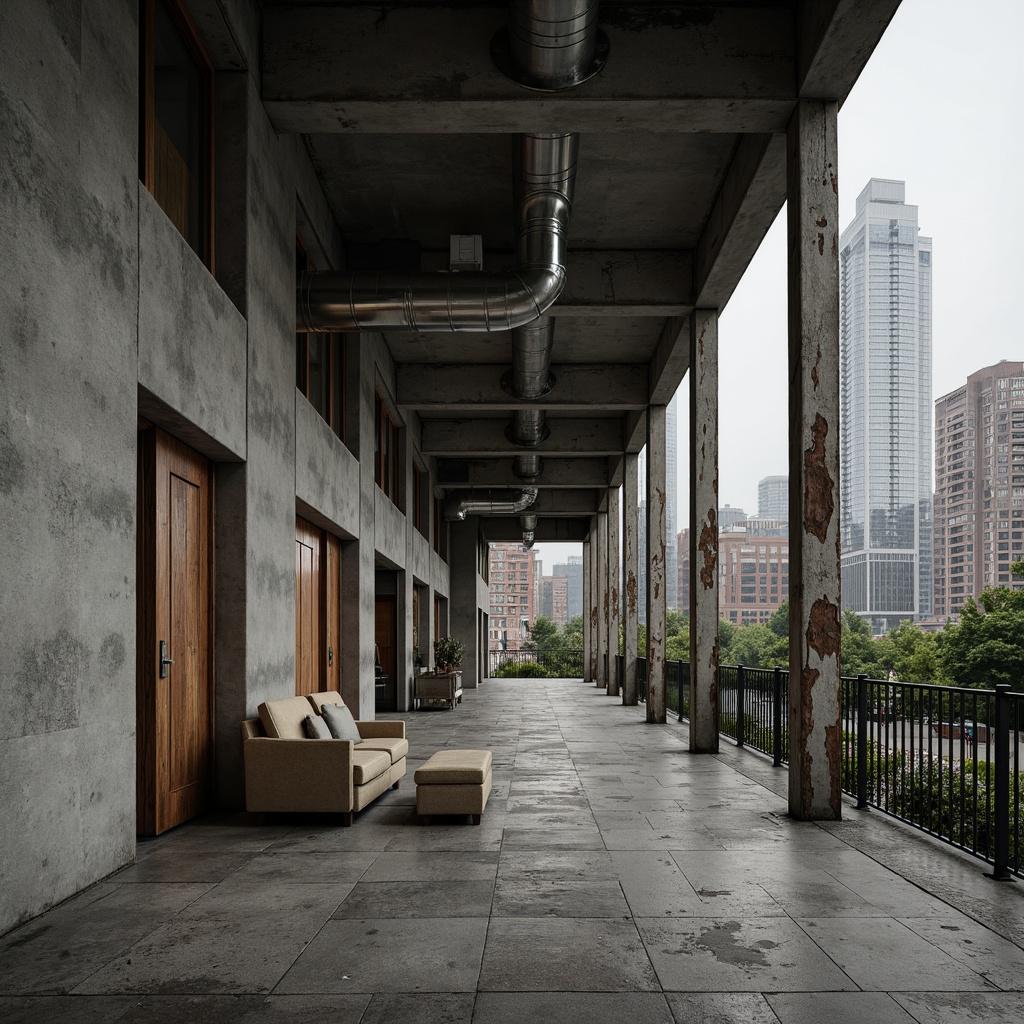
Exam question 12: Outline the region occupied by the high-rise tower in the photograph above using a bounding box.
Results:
[840,179,933,633]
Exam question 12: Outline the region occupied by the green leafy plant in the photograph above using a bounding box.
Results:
[433,635,465,671]
[493,659,546,677]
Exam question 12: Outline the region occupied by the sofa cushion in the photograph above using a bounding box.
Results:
[322,702,362,742]
[414,749,492,786]
[358,736,410,764]
[351,747,392,785]
[258,696,318,740]
[304,714,331,739]
[307,690,346,714]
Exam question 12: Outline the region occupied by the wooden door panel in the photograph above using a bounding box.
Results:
[325,533,341,693]
[138,427,212,836]
[295,517,322,696]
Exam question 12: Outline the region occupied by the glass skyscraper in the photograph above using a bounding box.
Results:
[840,179,933,633]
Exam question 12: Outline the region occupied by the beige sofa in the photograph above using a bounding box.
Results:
[240,691,408,825]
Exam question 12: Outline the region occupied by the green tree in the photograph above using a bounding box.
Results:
[937,587,1024,687]
[766,602,789,639]
[841,609,885,678]
[725,623,776,668]
[524,615,559,657]
[876,620,940,684]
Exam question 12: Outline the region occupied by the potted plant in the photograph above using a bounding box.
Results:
[433,635,465,674]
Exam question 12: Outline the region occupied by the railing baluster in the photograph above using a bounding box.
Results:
[736,665,745,748]
[773,666,783,767]
[993,683,1011,880]
[857,673,868,809]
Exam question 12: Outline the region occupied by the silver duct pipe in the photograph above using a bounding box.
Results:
[445,488,539,522]
[297,133,577,334]
[495,0,608,91]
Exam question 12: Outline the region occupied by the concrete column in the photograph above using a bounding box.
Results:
[787,100,842,821]
[688,310,720,752]
[607,485,621,697]
[596,509,608,688]
[646,405,668,723]
[582,536,592,682]
[623,452,640,705]
[588,518,599,683]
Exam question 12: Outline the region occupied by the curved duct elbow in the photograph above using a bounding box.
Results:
[298,135,575,334]
[445,487,539,521]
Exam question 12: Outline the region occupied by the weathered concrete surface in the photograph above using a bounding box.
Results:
[582,537,592,682]
[688,310,720,753]
[786,100,842,821]
[449,519,488,689]
[420,418,624,457]
[623,452,640,705]
[646,406,668,724]
[138,188,247,460]
[596,510,609,688]
[607,485,622,697]
[0,0,139,934]
[294,393,360,539]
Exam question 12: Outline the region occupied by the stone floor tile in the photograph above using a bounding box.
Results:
[479,918,659,991]
[636,917,857,992]
[361,992,476,1024]
[72,883,353,995]
[497,849,616,880]
[0,995,140,1024]
[361,851,498,882]
[765,992,917,1024]
[334,880,495,919]
[892,991,1024,1023]
[664,991,780,1024]
[275,918,488,993]
[491,878,629,918]
[796,917,998,991]
[220,851,378,885]
[0,883,212,995]
[262,827,401,854]
[473,992,675,1023]
[499,827,605,850]
[898,915,1024,991]
[601,828,723,852]
[120,993,371,1022]
[610,851,704,918]
[383,827,503,852]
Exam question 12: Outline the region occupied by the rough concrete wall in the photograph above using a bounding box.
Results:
[449,521,486,687]
[0,0,140,933]
[138,189,247,459]
[295,393,360,537]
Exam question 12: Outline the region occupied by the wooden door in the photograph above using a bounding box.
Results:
[375,595,397,709]
[138,427,213,836]
[295,518,341,696]
[295,517,321,696]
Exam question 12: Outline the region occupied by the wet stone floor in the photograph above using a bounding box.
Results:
[3,678,1024,1023]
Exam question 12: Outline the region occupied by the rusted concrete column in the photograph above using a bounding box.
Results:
[688,310,720,752]
[787,100,842,821]
[597,509,609,687]
[623,452,640,705]
[607,485,622,697]
[582,534,592,682]
[646,404,668,724]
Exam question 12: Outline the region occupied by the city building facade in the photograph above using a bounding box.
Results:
[538,575,569,626]
[758,475,789,521]
[552,555,583,623]
[933,361,1024,620]
[718,523,790,625]
[488,544,537,651]
[840,179,933,633]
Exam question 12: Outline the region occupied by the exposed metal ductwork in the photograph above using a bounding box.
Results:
[297,133,577,334]
[445,488,539,522]
[519,513,538,549]
[492,0,609,91]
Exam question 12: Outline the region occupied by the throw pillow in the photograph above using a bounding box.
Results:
[303,714,331,739]
[321,701,362,742]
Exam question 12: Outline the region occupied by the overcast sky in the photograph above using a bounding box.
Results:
[536,0,1024,575]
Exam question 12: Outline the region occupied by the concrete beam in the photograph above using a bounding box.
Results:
[397,363,648,413]
[787,100,842,821]
[263,5,797,135]
[434,458,609,490]
[649,316,690,406]
[420,418,623,457]
[477,516,591,543]
[688,310,720,753]
[694,133,788,310]
[798,0,902,101]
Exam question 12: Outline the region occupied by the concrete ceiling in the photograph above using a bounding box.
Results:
[265,0,902,538]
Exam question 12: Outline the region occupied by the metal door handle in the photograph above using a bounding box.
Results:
[160,640,174,679]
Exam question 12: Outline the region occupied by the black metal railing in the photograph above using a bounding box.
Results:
[488,647,585,678]
[650,661,1021,878]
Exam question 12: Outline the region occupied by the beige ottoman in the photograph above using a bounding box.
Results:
[415,749,492,825]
